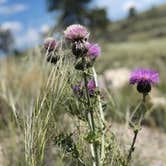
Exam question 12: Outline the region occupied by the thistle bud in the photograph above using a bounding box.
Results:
[44,37,57,52]
[72,41,88,58]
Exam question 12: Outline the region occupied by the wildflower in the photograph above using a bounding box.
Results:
[72,84,83,97]
[87,79,96,96]
[129,68,159,94]
[44,37,57,51]
[86,43,101,59]
[72,84,81,93]
[64,24,89,42]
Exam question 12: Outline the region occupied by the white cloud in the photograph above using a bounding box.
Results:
[1,21,22,32]
[0,0,6,4]
[0,4,28,15]
[40,24,50,34]
[95,0,114,8]
[122,1,141,11]
[15,22,54,49]
[26,29,40,43]
[16,28,41,48]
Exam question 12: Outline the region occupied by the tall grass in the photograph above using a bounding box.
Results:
[0,46,76,165]
[0,36,165,165]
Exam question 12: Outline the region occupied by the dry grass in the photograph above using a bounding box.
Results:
[0,38,165,165]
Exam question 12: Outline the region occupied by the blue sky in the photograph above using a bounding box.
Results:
[95,0,166,20]
[1,0,166,49]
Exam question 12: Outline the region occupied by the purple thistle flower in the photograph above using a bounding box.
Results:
[44,37,57,51]
[87,79,96,95]
[130,68,159,93]
[86,43,101,59]
[72,84,83,96]
[72,85,80,93]
[64,24,89,42]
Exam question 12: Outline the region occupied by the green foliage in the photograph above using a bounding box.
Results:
[54,132,80,159]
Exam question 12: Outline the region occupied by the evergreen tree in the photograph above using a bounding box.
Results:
[128,7,137,18]
[87,8,109,30]
[47,0,110,30]
[0,28,14,53]
[47,0,90,27]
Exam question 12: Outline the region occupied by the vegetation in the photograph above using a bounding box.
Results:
[0,28,165,165]
[109,4,166,41]
[128,7,137,18]
[97,38,166,130]
[0,28,14,53]
[0,3,166,166]
[47,0,109,31]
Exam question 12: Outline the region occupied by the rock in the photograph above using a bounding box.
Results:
[104,68,130,90]
[150,96,166,108]
[97,75,106,89]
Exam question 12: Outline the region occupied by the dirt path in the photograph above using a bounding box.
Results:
[112,123,166,166]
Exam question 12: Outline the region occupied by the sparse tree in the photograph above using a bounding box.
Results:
[47,0,91,27]
[128,7,137,18]
[87,8,109,30]
[47,0,110,31]
[0,28,14,53]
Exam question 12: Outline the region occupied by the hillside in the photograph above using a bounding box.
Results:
[109,4,166,41]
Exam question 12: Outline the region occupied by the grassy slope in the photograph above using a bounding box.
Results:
[97,38,166,92]
[95,38,166,130]
[96,4,166,94]
[108,4,166,41]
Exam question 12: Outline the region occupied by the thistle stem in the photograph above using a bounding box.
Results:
[127,93,147,164]
[143,93,147,103]
[127,129,138,162]
[82,59,100,166]
[92,67,106,163]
